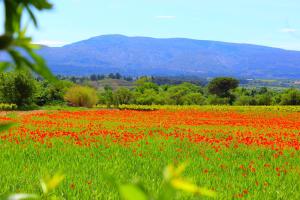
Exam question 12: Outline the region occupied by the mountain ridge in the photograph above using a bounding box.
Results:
[62,34,297,51]
[35,34,300,78]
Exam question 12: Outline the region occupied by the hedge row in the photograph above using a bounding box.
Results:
[0,103,18,111]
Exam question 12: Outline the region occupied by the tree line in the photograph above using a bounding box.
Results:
[0,71,300,109]
[57,73,205,86]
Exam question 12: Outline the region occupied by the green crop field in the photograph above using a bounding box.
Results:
[0,106,300,199]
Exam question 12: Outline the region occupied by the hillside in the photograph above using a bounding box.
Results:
[92,78,133,90]
[31,35,300,78]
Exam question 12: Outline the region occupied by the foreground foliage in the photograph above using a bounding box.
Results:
[0,0,55,81]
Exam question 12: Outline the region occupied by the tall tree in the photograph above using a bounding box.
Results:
[208,77,239,98]
[0,71,37,107]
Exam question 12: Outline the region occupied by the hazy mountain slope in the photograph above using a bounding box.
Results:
[36,35,300,78]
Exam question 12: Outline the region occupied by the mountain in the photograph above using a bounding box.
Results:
[35,35,300,78]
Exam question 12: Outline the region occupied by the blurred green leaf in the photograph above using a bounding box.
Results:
[0,0,56,81]
[171,179,199,193]
[0,34,13,49]
[163,162,188,181]
[25,5,38,27]
[198,187,217,198]
[163,164,174,181]
[40,172,65,194]
[171,179,216,197]
[119,184,148,200]
[163,163,216,198]
[27,49,57,82]
[174,162,188,177]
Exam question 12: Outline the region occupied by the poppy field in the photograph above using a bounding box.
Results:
[0,106,300,199]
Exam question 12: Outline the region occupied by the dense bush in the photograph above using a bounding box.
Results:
[0,103,17,111]
[0,71,38,108]
[103,85,114,108]
[234,96,256,106]
[36,80,73,106]
[64,86,98,108]
[134,89,160,105]
[207,95,230,105]
[113,88,133,105]
[255,93,273,105]
[280,89,300,105]
[181,93,206,105]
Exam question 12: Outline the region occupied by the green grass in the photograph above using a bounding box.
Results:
[0,107,299,199]
[1,140,299,199]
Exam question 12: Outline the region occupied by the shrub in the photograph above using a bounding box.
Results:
[234,95,256,106]
[118,104,158,111]
[134,89,159,105]
[167,85,191,105]
[36,80,73,106]
[255,93,273,105]
[207,95,230,105]
[113,88,133,105]
[182,93,206,105]
[64,86,98,108]
[280,89,300,105]
[0,103,17,111]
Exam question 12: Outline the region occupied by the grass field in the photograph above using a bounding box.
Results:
[0,106,300,199]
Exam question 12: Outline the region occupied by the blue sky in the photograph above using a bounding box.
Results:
[2,0,300,50]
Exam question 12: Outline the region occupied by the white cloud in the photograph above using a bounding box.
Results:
[155,15,176,19]
[280,28,297,33]
[34,40,67,47]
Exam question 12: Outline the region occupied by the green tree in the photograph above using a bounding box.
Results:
[134,89,159,105]
[167,83,201,105]
[36,80,74,106]
[208,77,239,98]
[115,73,122,79]
[113,88,133,105]
[280,89,300,105]
[255,91,273,105]
[167,85,189,105]
[103,85,114,108]
[0,71,37,107]
[134,77,159,94]
[234,95,256,106]
[207,95,230,105]
[181,93,206,105]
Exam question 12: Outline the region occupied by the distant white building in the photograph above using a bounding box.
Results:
[294,81,300,85]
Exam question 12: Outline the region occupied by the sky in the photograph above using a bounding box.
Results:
[1,0,300,50]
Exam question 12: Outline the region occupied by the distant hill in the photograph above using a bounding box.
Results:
[26,35,300,78]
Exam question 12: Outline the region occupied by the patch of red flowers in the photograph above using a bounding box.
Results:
[0,109,299,151]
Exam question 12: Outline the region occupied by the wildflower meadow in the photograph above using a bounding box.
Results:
[0,106,299,199]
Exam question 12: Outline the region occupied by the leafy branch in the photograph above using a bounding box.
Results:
[0,0,56,81]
